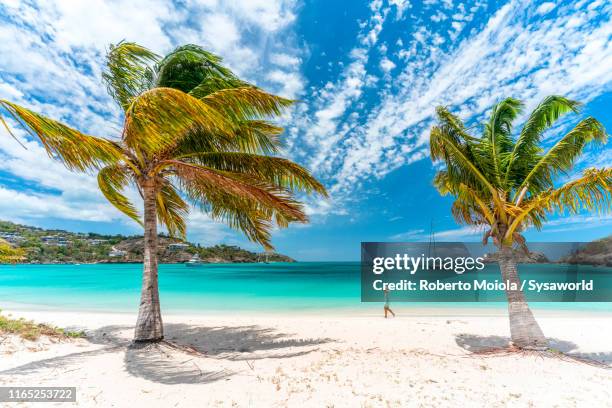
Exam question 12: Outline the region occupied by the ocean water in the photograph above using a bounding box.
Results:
[0,262,610,314]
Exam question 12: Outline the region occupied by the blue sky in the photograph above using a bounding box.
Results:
[0,0,610,261]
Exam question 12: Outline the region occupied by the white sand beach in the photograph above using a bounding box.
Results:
[1,308,611,407]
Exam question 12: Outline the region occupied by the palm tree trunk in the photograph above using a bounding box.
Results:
[498,246,548,350]
[134,181,163,342]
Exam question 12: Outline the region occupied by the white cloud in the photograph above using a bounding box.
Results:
[431,11,447,22]
[380,57,397,72]
[0,82,23,100]
[391,226,483,241]
[389,0,411,20]
[222,0,297,32]
[536,2,556,15]
[284,0,400,201]
[270,53,301,67]
[201,13,241,49]
[266,70,304,98]
[0,186,119,223]
[390,229,425,240]
[539,214,612,233]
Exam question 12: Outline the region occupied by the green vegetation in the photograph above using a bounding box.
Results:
[0,220,294,264]
[0,310,85,341]
[0,237,25,264]
[430,95,610,350]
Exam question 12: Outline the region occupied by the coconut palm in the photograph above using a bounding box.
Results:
[430,95,610,350]
[0,42,327,342]
[0,239,25,264]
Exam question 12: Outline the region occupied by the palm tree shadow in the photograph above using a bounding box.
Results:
[455,333,612,366]
[1,323,334,385]
[163,323,332,359]
[124,342,231,384]
[122,323,333,385]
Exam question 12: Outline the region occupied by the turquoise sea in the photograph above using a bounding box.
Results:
[0,262,611,314]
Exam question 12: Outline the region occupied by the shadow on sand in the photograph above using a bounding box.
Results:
[1,323,334,384]
[455,333,612,366]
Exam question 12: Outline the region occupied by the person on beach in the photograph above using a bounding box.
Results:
[384,288,395,318]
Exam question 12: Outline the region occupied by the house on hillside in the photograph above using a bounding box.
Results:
[108,248,127,257]
[41,235,72,247]
[88,239,109,245]
[168,243,190,251]
[0,232,23,243]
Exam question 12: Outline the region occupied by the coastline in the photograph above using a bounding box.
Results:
[4,302,612,319]
[1,308,611,407]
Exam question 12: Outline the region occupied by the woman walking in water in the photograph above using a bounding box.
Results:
[384,288,395,318]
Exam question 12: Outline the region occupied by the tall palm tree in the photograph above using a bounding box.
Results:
[430,96,610,350]
[0,238,25,264]
[0,42,327,342]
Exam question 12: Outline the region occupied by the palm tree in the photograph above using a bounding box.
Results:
[0,42,327,342]
[430,96,610,350]
[0,239,25,264]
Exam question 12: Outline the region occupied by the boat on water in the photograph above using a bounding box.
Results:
[185,254,204,267]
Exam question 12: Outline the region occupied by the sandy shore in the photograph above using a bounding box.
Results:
[1,308,611,407]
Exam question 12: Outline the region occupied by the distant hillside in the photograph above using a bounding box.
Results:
[0,220,294,264]
[483,249,549,264]
[560,236,612,267]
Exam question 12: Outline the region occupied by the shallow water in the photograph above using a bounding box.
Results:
[0,262,610,313]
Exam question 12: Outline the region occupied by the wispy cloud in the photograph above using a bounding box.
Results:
[539,214,612,234]
[389,229,425,240]
[294,0,612,206]
[392,214,612,243]
[391,226,483,241]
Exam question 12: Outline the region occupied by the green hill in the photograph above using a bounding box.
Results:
[0,220,294,264]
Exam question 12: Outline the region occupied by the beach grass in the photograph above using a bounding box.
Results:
[0,310,85,341]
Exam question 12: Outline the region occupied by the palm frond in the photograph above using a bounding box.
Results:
[189,76,250,99]
[546,167,611,214]
[515,117,607,199]
[434,106,478,143]
[123,87,235,155]
[482,97,522,186]
[103,41,160,111]
[155,45,235,93]
[233,120,285,154]
[167,119,284,160]
[453,182,496,225]
[98,164,141,224]
[168,160,307,222]
[430,124,506,215]
[505,167,611,240]
[0,100,122,171]
[187,180,302,250]
[176,152,328,196]
[504,95,581,185]
[208,197,276,250]
[201,87,293,122]
[433,107,494,185]
[156,182,189,238]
